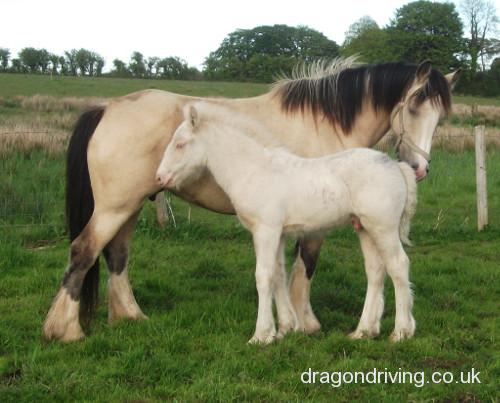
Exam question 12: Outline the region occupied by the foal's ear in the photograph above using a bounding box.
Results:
[416,60,432,83]
[187,105,199,130]
[445,68,461,90]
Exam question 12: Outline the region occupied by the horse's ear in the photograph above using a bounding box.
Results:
[187,105,199,129]
[445,68,461,90]
[416,60,432,83]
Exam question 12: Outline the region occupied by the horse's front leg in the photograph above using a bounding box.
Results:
[273,237,298,338]
[248,226,282,345]
[289,237,323,333]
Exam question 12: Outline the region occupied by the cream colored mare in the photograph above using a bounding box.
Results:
[156,103,417,344]
[43,60,459,342]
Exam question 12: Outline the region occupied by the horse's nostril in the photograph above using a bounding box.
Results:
[426,166,430,173]
[411,163,419,171]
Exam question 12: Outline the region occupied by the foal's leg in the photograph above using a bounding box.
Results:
[349,230,386,339]
[289,238,323,333]
[248,226,282,345]
[43,209,132,342]
[103,211,148,325]
[273,237,298,338]
[372,231,415,342]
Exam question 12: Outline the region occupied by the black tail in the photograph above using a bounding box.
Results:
[66,106,105,323]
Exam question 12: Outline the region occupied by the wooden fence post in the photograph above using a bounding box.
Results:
[474,125,488,231]
[155,192,169,228]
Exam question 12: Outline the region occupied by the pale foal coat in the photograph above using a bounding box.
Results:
[156,103,417,344]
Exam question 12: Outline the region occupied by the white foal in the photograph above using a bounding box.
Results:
[156,103,417,344]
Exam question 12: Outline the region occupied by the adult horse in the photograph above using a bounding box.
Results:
[43,59,459,342]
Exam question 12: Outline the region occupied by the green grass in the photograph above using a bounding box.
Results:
[1,73,499,106]
[453,94,500,107]
[0,148,498,402]
[0,74,269,99]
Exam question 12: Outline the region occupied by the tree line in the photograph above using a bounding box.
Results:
[0,47,200,80]
[0,0,498,95]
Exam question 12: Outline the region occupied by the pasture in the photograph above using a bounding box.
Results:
[0,74,499,401]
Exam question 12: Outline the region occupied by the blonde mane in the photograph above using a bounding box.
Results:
[272,56,360,89]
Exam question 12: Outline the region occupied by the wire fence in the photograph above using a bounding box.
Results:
[1,128,497,233]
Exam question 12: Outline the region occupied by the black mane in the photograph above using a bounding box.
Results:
[273,61,452,134]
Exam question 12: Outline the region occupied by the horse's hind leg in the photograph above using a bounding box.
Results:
[371,230,415,342]
[43,209,133,342]
[349,230,386,339]
[103,211,147,325]
[273,237,298,338]
[289,238,323,333]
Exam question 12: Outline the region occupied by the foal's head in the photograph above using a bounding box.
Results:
[156,105,207,189]
[390,61,460,180]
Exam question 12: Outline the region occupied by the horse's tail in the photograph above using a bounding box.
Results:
[397,162,417,246]
[66,106,105,322]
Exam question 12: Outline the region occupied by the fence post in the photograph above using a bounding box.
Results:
[474,125,488,231]
[155,192,169,228]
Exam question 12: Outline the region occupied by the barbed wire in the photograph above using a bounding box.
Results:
[0,131,62,135]
[0,131,498,138]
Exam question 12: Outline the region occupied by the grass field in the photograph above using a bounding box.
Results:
[0,74,499,402]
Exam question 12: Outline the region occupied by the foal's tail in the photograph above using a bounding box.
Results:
[66,106,105,322]
[397,162,417,246]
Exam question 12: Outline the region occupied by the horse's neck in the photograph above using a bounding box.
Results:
[219,94,392,153]
[349,104,392,147]
[204,127,268,194]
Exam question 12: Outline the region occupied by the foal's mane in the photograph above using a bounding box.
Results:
[272,58,452,134]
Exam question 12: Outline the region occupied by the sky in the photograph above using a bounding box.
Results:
[1,0,497,70]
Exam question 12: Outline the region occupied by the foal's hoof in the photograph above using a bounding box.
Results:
[348,328,378,340]
[248,332,276,345]
[389,328,414,342]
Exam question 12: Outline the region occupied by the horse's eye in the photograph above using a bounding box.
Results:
[176,142,185,150]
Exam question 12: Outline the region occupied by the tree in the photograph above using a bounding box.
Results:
[204,25,339,82]
[460,0,499,72]
[95,54,105,76]
[65,49,78,76]
[146,56,160,77]
[343,16,379,46]
[10,58,22,73]
[129,51,146,78]
[157,56,192,79]
[111,58,130,77]
[49,53,60,75]
[388,1,464,70]
[341,17,394,63]
[0,48,10,71]
[37,48,50,74]
[76,48,91,75]
[19,47,40,73]
[59,56,68,75]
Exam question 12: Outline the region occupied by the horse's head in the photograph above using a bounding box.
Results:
[391,61,460,181]
[156,105,207,189]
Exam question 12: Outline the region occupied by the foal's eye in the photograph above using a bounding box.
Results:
[176,142,185,150]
